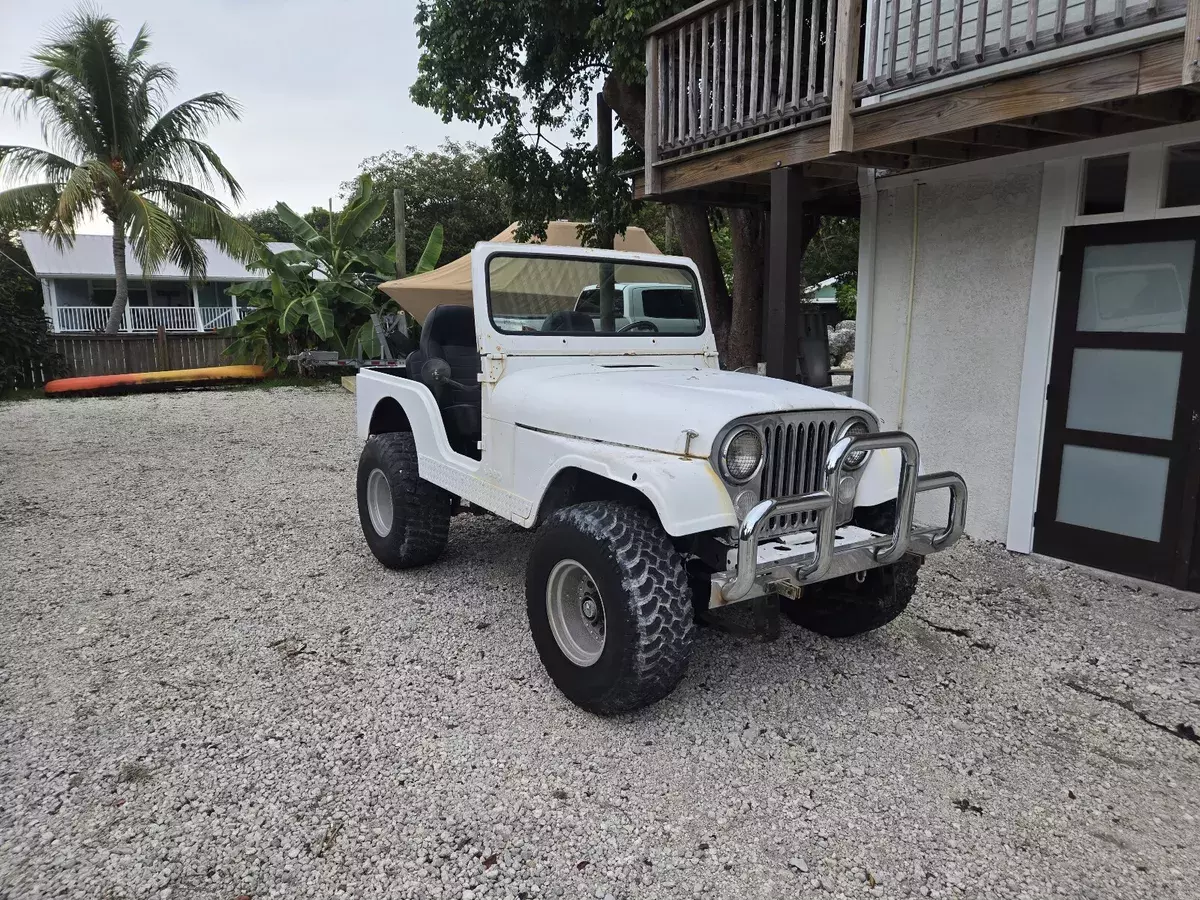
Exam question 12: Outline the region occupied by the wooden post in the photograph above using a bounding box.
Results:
[155,325,168,370]
[1184,0,1200,85]
[830,0,863,154]
[765,166,804,381]
[645,35,662,196]
[393,187,407,278]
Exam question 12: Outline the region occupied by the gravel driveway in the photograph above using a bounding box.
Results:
[1,387,1197,900]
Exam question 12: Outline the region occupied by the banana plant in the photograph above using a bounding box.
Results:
[226,174,443,367]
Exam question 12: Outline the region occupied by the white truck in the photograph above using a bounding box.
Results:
[355,243,967,714]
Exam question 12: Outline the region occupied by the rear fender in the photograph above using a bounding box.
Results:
[355,370,458,465]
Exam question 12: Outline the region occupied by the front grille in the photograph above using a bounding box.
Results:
[758,417,840,536]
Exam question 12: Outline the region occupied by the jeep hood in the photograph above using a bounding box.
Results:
[489,364,874,456]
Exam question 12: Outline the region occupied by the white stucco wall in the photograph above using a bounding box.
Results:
[863,166,1042,542]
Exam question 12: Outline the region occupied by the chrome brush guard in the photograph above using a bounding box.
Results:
[710,431,967,607]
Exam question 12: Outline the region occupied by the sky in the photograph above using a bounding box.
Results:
[0,0,502,233]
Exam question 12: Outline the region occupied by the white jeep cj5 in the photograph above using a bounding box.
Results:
[355,243,967,714]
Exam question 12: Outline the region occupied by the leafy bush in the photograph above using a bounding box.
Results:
[226,175,443,370]
[0,238,62,394]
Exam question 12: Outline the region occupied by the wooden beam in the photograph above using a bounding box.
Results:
[851,45,1146,151]
[1087,93,1194,124]
[766,167,805,381]
[934,123,1062,151]
[658,120,833,193]
[830,0,863,154]
[1183,0,1200,85]
[1139,39,1185,95]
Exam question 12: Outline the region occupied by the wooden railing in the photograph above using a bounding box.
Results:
[858,0,1187,96]
[646,0,838,166]
[645,0,1195,176]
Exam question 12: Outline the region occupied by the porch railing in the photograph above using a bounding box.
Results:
[647,0,838,163]
[55,305,243,333]
[859,0,1187,97]
[646,0,1195,174]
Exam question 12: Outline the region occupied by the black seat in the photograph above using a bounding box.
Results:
[405,304,482,458]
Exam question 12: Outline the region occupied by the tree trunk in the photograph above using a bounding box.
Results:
[105,220,129,334]
[726,208,766,371]
[671,204,732,352]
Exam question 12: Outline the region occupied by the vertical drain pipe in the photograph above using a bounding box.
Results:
[896,181,920,430]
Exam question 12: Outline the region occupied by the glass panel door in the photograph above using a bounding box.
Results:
[1035,220,1200,587]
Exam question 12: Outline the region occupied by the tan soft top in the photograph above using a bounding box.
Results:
[377,221,661,323]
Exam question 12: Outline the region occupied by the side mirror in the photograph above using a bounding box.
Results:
[421,358,452,389]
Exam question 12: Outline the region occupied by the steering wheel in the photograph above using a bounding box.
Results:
[617,319,660,334]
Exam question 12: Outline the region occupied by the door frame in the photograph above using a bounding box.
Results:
[1033,217,1200,587]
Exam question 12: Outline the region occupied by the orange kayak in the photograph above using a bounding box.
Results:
[44,364,268,397]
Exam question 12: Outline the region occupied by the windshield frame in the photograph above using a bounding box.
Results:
[483,249,707,338]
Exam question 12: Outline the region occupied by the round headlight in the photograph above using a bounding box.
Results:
[721,426,763,483]
[838,417,872,470]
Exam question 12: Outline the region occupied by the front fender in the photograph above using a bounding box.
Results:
[514,427,736,536]
[855,447,903,507]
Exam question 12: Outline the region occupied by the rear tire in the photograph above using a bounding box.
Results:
[357,433,450,569]
[783,554,923,638]
[526,502,695,715]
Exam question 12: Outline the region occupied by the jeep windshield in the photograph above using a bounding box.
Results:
[486,252,704,336]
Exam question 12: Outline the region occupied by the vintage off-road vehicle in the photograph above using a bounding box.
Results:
[355,244,967,714]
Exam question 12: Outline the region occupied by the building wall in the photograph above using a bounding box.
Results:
[864,166,1043,542]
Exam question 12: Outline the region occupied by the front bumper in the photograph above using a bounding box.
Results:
[709,431,967,607]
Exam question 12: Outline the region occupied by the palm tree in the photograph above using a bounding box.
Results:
[0,9,257,332]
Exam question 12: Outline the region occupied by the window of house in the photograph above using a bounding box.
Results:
[145,283,189,306]
[91,279,148,306]
[1080,154,1129,215]
[1163,142,1200,208]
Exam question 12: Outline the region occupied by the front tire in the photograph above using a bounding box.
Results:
[526,503,696,715]
[783,554,923,638]
[357,433,451,569]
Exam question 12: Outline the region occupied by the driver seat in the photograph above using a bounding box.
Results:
[405,305,482,458]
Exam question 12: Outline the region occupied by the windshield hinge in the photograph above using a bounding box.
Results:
[481,352,505,384]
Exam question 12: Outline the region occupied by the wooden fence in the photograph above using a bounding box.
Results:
[11,332,233,389]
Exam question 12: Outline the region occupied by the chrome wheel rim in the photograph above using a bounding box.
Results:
[366,468,393,537]
[545,559,605,667]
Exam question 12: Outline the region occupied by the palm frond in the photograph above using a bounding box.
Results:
[31,10,139,157]
[118,190,179,275]
[132,93,240,178]
[164,189,261,264]
[0,72,101,160]
[0,145,79,183]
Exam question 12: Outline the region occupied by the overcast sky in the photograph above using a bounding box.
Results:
[0,0,501,233]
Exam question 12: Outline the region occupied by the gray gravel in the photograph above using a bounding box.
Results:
[1,387,1197,900]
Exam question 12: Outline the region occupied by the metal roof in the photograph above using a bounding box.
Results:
[18,231,296,280]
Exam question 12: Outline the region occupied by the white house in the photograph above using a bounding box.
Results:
[639,0,1200,589]
[20,231,294,334]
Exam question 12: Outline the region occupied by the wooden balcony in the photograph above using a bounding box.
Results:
[640,0,1200,208]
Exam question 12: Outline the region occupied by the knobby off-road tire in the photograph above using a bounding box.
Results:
[526,502,696,715]
[357,433,451,569]
[784,554,923,638]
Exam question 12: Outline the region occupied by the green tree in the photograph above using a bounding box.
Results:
[350,142,512,272]
[0,9,256,333]
[0,233,61,393]
[237,206,337,243]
